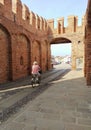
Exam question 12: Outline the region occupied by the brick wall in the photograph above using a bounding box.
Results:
[84,0,91,85]
[0,0,86,84]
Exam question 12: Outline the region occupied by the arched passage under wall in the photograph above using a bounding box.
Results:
[0,24,12,84]
[51,37,71,44]
[50,37,84,70]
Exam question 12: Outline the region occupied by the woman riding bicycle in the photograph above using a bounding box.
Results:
[31,61,41,83]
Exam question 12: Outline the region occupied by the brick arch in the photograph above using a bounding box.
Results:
[15,34,30,79]
[50,36,84,70]
[50,37,72,44]
[0,24,12,84]
[32,40,41,66]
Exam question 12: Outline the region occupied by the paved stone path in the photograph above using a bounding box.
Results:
[0,63,70,122]
[0,67,91,130]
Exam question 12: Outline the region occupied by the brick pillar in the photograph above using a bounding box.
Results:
[4,0,13,20]
[67,15,77,33]
[85,0,91,85]
[57,17,64,34]
[84,39,86,77]
[47,42,51,70]
[47,19,54,34]
[71,42,76,70]
[72,56,76,70]
[85,36,91,85]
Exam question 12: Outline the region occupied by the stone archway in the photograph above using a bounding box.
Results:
[50,36,84,70]
[50,37,71,63]
[0,25,12,84]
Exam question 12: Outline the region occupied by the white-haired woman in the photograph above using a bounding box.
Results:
[32,61,40,74]
[31,61,41,83]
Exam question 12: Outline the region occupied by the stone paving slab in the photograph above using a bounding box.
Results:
[0,67,69,122]
[0,69,91,130]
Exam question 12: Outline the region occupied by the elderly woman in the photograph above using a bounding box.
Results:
[32,61,40,74]
[31,61,41,84]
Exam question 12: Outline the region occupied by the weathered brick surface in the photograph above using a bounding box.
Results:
[84,0,91,85]
[0,0,85,84]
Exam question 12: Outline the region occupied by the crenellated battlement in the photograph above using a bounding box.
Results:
[0,0,86,84]
[0,0,48,32]
[0,0,85,35]
[47,15,85,35]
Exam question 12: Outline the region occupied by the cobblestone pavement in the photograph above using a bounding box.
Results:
[0,64,91,130]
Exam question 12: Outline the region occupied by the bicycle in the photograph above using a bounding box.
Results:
[31,74,40,88]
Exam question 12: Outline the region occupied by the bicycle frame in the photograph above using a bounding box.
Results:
[31,74,40,87]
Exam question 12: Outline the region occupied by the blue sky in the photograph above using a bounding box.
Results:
[21,0,87,20]
[51,43,71,56]
[21,0,88,56]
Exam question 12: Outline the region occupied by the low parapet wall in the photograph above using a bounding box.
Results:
[47,15,85,34]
